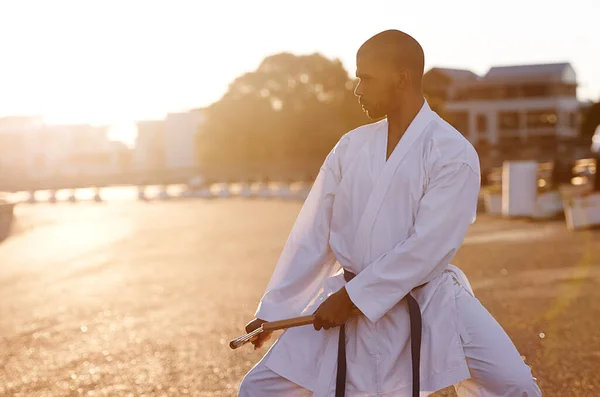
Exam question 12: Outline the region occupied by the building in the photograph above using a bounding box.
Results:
[133,120,165,171]
[0,116,43,173]
[0,130,27,173]
[0,118,121,181]
[422,67,479,114]
[0,115,44,130]
[163,109,204,170]
[424,63,583,149]
[23,124,121,178]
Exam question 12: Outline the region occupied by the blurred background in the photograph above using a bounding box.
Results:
[0,1,599,396]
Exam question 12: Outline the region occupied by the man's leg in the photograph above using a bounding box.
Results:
[238,346,311,397]
[452,280,542,397]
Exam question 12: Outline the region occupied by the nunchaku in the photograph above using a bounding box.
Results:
[230,307,362,349]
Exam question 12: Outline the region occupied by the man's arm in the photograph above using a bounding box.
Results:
[253,137,349,323]
[344,160,480,323]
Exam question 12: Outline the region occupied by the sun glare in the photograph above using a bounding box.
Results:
[0,0,597,147]
[108,123,138,148]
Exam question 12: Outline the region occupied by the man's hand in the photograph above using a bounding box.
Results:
[313,287,356,331]
[244,318,272,350]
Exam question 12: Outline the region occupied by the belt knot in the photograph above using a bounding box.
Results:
[343,269,356,282]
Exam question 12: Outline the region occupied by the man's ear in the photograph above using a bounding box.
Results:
[395,69,409,88]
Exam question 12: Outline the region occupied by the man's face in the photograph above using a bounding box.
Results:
[354,52,396,119]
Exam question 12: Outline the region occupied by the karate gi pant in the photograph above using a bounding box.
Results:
[239,279,542,397]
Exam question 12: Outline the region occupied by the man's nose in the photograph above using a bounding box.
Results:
[354,82,362,98]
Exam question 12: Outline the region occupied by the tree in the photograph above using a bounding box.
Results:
[196,53,368,180]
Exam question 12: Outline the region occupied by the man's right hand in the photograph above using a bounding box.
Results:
[245,318,273,350]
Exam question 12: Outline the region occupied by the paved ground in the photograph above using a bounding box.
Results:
[0,200,599,396]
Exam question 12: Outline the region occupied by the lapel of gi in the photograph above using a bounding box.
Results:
[351,101,435,267]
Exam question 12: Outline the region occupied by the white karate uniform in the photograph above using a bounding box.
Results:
[240,101,542,396]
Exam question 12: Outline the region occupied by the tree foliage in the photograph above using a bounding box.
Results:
[196,53,369,179]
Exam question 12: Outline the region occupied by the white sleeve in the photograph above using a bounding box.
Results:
[254,138,348,322]
[344,161,480,323]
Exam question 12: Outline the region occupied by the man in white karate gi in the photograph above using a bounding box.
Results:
[238,30,542,397]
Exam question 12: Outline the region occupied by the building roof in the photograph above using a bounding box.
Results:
[427,67,480,81]
[136,119,165,127]
[484,62,576,84]
[427,62,578,88]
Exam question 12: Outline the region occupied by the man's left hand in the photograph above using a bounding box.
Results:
[313,287,356,331]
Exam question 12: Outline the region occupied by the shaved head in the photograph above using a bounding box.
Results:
[357,29,425,88]
[354,30,425,119]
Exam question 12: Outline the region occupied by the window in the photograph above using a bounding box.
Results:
[526,109,557,128]
[498,112,520,130]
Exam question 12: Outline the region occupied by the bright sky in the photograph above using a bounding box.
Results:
[0,0,598,145]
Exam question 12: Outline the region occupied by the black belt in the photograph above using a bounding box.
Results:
[336,270,422,397]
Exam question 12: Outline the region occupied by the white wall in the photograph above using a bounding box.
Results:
[133,120,164,171]
[163,110,204,170]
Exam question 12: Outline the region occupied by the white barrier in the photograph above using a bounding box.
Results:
[274,184,293,199]
[532,190,563,219]
[158,186,170,200]
[48,190,57,204]
[27,191,37,203]
[483,190,503,215]
[138,186,147,201]
[14,182,315,204]
[198,188,213,198]
[564,193,600,230]
[502,161,538,217]
[239,183,253,197]
[68,189,77,203]
[294,183,312,200]
[215,184,232,198]
[256,183,271,198]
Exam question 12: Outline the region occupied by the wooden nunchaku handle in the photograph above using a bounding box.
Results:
[229,307,361,350]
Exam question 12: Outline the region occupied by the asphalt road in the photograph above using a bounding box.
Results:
[1,200,598,396]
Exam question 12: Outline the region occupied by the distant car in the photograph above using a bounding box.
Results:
[592,124,600,154]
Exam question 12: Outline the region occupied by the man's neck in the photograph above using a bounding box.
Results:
[386,95,425,140]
